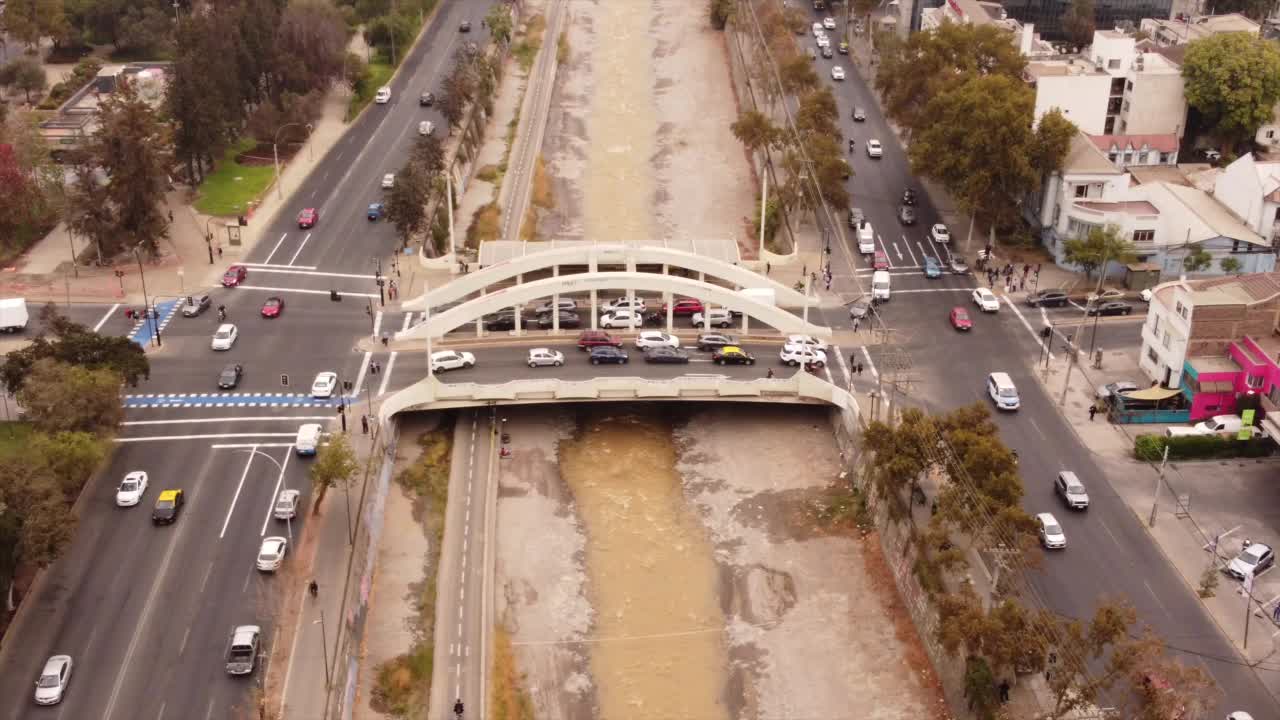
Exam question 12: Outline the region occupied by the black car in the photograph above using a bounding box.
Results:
[218,364,243,390]
[589,346,629,365]
[821,45,833,58]
[152,489,184,525]
[696,333,736,351]
[1088,301,1133,316]
[898,205,916,225]
[713,347,756,365]
[852,107,866,122]
[536,311,581,329]
[181,294,211,317]
[459,20,471,31]
[1027,289,1069,308]
[645,347,690,364]
[902,189,917,206]
[483,313,518,331]
[419,92,434,107]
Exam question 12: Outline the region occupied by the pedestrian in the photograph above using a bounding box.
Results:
[825,277,831,291]
[1023,263,1030,277]
[765,262,770,276]
[381,332,389,347]
[1089,404,1097,421]
[852,317,860,332]
[810,271,817,285]
[851,351,858,367]
[309,579,319,598]
[998,680,1010,703]
[857,362,864,375]
[802,264,807,278]
[216,245,223,258]
[766,368,775,379]
[1019,276,1026,292]
[361,414,369,434]
[167,209,173,222]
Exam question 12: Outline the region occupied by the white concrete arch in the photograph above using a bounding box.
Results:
[396,271,831,341]
[401,243,815,311]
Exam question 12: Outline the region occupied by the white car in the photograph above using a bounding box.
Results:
[430,350,476,372]
[930,224,950,243]
[1037,512,1066,549]
[823,16,836,29]
[786,334,829,353]
[600,309,642,329]
[1140,288,1153,303]
[1226,542,1274,580]
[211,323,238,350]
[972,288,1000,312]
[273,489,300,520]
[526,347,565,368]
[816,35,830,49]
[866,139,883,158]
[691,309,734,328]
[635,331,679,350]
[831,66,845,81]
[602,296,647,313]
[780,344,827,367]
[381,173,395,189]
[115,470,149,507]
[311,371,338,398]
[811,22,823,35]
[33,655,72,705]
[256,536,288,572]
[418,120,434,136]
[374,86,391,104]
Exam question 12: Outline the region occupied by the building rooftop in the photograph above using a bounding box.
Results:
[1063,131,1124,174]
[1075,200,1159,215]
[1140,182,1269,247]
[1129,165,1193,187]
[1188,355,1242,374]
[1192,271,1280,303]
[1089,134,1179,154]
[1025,59,1107,79]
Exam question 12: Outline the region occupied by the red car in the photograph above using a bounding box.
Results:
[873,249,890,271]
[261,296,285,318]
[222,265,247,287]
[662,298,704,316]
[950,306,972,331]
[297,208,319,228]
[576,330,623,350]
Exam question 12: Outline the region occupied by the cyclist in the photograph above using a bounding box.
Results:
[453,699,464,717]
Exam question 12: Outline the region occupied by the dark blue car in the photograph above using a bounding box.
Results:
[589,346,629,365]
[367,203,385,221]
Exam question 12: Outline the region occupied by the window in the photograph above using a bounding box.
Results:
[1075,184,1089,198]
[1126,79,1134,91]
[1122,99,1131,113]
[1162,330,1171,349]
[1067,218,1099,238]
[1247,374,1265,389]
[1151,315,1160,335]
[1133,229,1154,243]
[1109,152,1119,164]
[1124,150,1133,164]
[1268,130,1276,140]
[1147,346,1159,364]
[1138,151,1149,164]
[1174,301,1188,319]
[1160,152,1172,164]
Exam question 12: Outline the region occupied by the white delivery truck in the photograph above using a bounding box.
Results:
[857,221,875,254]
[0,298,29,333]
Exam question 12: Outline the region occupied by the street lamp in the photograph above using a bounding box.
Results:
[203,216,217,265]
[314,610,332,688]
[273,123,307,200]
[131,245,161,348]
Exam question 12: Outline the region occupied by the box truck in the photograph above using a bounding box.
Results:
[0,298,29,333]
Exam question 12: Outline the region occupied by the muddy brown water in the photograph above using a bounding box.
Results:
[559,410,729,720]
[583,0,657,243]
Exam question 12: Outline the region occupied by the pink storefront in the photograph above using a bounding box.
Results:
[1183,336,1280,421]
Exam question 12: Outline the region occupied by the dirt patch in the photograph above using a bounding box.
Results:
[234,143,298,166]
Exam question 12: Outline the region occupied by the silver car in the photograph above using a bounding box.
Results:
[526,348,565,368]
[34,655,72,705]
[1054,471,1089,510]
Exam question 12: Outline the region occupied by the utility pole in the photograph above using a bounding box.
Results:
[1148,444,1169,527]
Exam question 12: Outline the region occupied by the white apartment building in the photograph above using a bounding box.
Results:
[1139,12,1260,46]
[1213,153,1280,250]
[1026,30,1187,137]
[1138,277,1195,388]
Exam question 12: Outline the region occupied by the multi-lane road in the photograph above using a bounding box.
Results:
[0,3,497,718]
[810,17,1277,716]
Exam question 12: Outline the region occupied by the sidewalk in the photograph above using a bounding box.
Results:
[1,78,355,308]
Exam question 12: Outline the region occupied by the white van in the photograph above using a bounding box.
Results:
[295,423,322,456]
[857,221,874,254]
[871,270,891,301]
[987,372,1020,411]
[1194,414,1244,435]
[374,86,391,104]
[418,120,434,136]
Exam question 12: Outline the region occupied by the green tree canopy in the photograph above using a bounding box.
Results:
[1062,223,1137,279]
[1182,32,1280,146]
[1,309,149,393]
[310,431,359,508]
[16,359,124,435]
[908,74,1075,231]
[875,22,1027,134]
[1182,246,1212,273]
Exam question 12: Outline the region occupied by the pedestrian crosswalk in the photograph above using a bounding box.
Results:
[128,299,180,347]
[123,392,347,409]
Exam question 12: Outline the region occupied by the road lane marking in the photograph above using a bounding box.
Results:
[114,432,298,442]
[860,346,879,379]
[889,288,975,294]
[211,442,297,448]
[287,232,312,266]
[373,310,383,341]
[235,284,379,299]
[241,262,318,271]
[219,448,259,538]
[263,233,290,265]
[352,351,373,398]
[123,416,333,426]
[900,234,919,265]
[94,303,120,332]
[379,314,413,396]
[259,450,293,537]
[833,343,852,388]
[1002,294,1056,362]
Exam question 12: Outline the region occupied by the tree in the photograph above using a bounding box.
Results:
[1220,256,1243,275]
[875,22,1027,135]
[29,431,107,497]
[1125,638,1219,720]
[1062,224,1137,279]
[273,0,348,98]
[386,162,430,249]
[777,54,818,96]
[70,79,170,258]
[730,110,778,154]
[310,431,359,508]
[1,309,149,393]
[1028,109,1076,182]
[1182,247,1212,273]
[409,133,445,177]
[1204,0,1274,22]
[4,57,46,104]
[1061,0,1095,51]
[0,143,45,251]
[1182,33,1280,147]
[908,74,1074,232]
[485,4,513,44]
[795,87,839,140]
[17,359,123,435]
